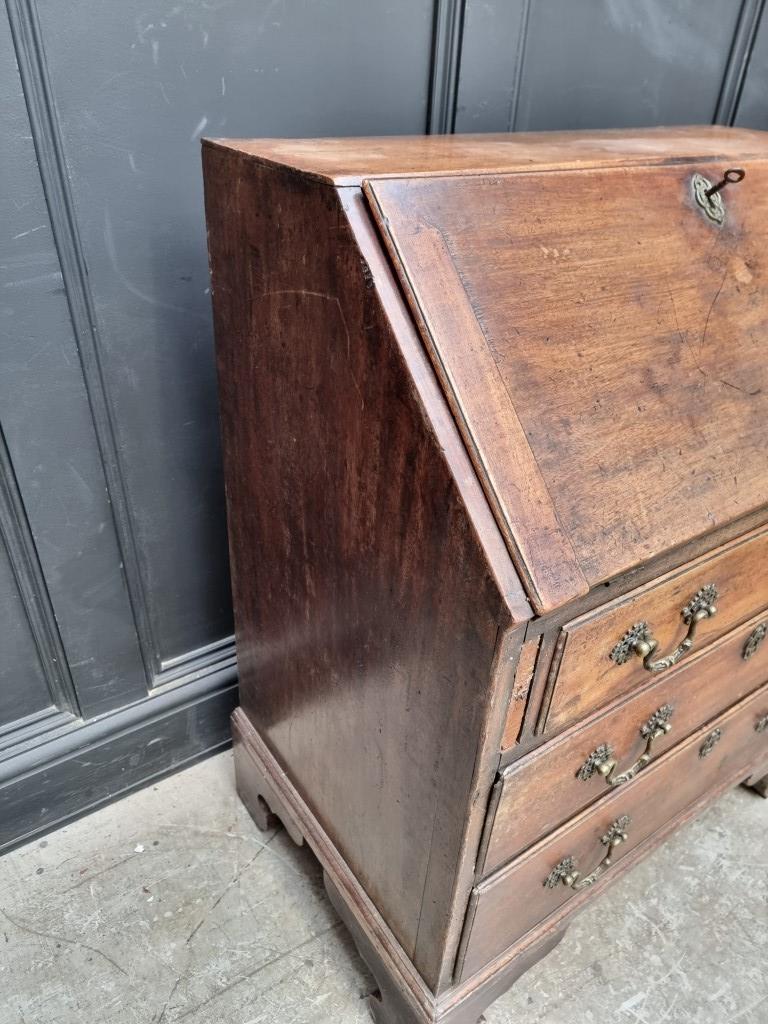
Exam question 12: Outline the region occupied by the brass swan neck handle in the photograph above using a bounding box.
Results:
[577,705,674,788]
[544,816,631,892]
[610,585,718,674]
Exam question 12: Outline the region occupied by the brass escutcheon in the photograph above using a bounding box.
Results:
[692,168,745,224]
[610,585,718,674]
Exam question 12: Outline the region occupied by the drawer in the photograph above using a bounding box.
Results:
[482,609,768,874]
[542,525,768,734]
[458,681,768,981]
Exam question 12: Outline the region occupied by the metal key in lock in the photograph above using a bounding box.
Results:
[692,167,746,224]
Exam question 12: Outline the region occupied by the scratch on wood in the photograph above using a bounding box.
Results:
[699,266,728,351]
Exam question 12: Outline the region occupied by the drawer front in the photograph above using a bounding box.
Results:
[543,526,768,734]
[482,609,768,874]
[459,681,768,980]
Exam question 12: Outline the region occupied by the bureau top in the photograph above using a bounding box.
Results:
[205,126,768,186]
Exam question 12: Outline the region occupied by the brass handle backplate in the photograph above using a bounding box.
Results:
[743,623,767,661]
[610,584,718,674]
[577,705,674,787]
[699,728,723,759]
[544,815,630,892]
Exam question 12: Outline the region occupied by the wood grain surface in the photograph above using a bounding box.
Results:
[207,126,768,186]
[367,161,768,611]
[204,145,524,991]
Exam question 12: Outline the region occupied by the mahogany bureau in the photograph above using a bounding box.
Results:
[203,127,768,1024]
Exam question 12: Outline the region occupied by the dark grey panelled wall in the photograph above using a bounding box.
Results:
[1,0,766,851]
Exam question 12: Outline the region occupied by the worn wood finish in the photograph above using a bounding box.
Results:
[204,144,527,990]
[233,716,305,846]
[209,126,768,186]
[364,201,587,613]
[367,161,768,612]
[543,526,768,733]
[501,636,540,750]
[206,130,768,1024]
[460,680,768,979]
[340,189,530,624]
[483,608,768,873]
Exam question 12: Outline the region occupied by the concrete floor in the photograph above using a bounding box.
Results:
[0,752,765,1024]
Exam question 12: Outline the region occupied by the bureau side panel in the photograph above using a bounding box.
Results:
[203,147,515,987]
